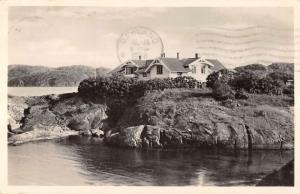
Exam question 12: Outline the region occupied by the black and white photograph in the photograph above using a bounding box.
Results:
[1,3,297,190]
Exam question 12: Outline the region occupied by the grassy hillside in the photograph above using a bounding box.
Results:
[8,64,111,87]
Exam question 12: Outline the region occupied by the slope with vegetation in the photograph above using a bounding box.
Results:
[8,64,110,87]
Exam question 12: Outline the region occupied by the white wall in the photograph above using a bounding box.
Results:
[187,61,212,82]
[149,65,171,79]
[138,72,150,80]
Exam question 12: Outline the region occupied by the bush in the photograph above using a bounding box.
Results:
[256,77,284,95]
[78,76,198,102]
[206,69,235,89]
[235,89,249,99]
[173,76,198,88]
[231,70,261,93]
[212,81,235,101]
[267,72,293,83]
[283,85,294,97]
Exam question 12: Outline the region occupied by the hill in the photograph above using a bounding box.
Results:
[8,64,111,87]
[234,63,294,76]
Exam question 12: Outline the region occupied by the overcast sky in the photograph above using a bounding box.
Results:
[8,7,294,69]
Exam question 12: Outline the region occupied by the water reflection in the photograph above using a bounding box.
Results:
[8,136,293,186]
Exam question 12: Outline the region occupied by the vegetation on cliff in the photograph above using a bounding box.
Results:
[206,63,294,100]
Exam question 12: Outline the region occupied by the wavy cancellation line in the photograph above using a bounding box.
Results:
[195,39,295,47]
[198,52,294,59]
[199,26,299,36]
[194,33,292,43]
[195,32,295,39]
[195,46,296,53]
[199,25,296,32]
[196,29,297,37]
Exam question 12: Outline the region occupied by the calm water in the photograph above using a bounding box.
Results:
[8,87,78,96]
[8,136,293,186]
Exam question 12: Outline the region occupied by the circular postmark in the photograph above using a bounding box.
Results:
[116,26,164,63]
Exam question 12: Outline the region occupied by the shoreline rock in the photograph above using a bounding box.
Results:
[109,90,294,150]
[8,124,79,146]
[8,94,107,145]
[8,89,294,149]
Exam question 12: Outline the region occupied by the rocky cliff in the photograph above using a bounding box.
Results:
[106,89,294,150]
[8,88,294,150]
[8,93,107,145]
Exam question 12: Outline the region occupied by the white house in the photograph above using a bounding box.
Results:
[110,53,226,82]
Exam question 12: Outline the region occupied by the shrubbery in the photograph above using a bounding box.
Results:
[211,81,235,100]
[206,63,294,100]
[78,75,199,102]
[206,69,234,89]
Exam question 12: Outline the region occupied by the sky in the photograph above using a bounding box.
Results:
[8,7,294,69]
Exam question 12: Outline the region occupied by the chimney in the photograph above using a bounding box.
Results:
[195,53,199,59]
[177,52,179,59]
[161,53,165,58]
[139,56,141,60]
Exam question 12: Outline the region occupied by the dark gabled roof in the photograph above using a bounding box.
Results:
[181,58,198,67]
[206,59,226,71]
[135,59,154,73]
[108,64,124,74]
[160,58,189,72]
[132,60,147,67]
[109,57,226,75]
[109,60,144,74]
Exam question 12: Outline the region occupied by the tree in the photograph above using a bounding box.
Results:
[212,81,235,100]
[206,69,234,89]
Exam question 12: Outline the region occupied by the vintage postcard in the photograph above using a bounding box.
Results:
[0,0,299,194]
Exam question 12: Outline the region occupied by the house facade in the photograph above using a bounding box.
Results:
[110,53,226,82]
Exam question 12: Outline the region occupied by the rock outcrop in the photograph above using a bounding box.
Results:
[106,89,294,149]
[8,88,294,149]
[8,94,107,145]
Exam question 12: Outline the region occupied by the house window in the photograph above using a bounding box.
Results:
[192,66,197,73]
[126,67,135,74]
[177,72,183,76]
[143,73,147,77]
[157,65,163,74]
[201,66,205,74]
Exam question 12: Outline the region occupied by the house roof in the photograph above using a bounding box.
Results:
[132,60,147,67]
[181,58,198,67]
[135,60,154,73]
[110,57,226,75]
[159,58,190,72]
[206,59,226,71]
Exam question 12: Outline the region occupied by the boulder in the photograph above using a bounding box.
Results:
[8,95,108,144]
[142,125,162,148]
[114,125,144,148]
[8,124,78,145]
[79,129,92,136]
[90,128,104,137]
